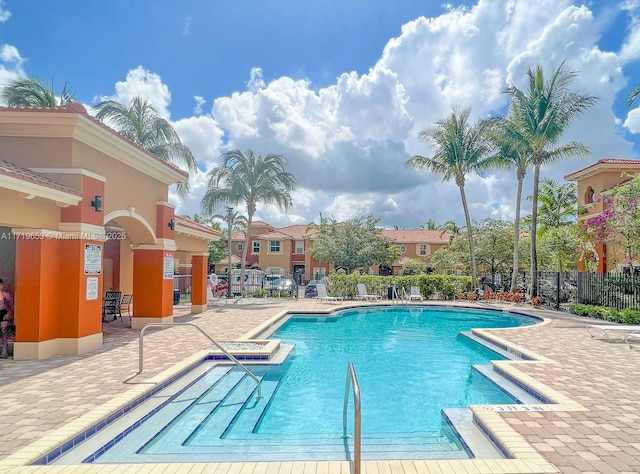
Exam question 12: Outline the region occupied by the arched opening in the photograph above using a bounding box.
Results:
[585,186,595,204]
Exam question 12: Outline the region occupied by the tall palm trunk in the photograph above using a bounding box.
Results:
[457,181,477,286]
[529,160,542,298]
[240,210,254,296]
[511,169,525,291]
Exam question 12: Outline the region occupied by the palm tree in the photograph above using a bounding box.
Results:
[438,220,462,240]
[200,149,296,294]
[1,75,76,107]
[534,178,577,234]
[420,218,438,230]
[489,115,532,291]
[504,61,597,297]
[94,97,198,198]
[405,106,495,286]
[628,83,640,107]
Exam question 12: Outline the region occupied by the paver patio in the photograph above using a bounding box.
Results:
[0,298,638,473]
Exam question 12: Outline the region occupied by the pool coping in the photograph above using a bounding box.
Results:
[0,303,575,473]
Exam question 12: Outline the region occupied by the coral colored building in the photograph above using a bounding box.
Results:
[565,158,640,273]
[0,104,220,360]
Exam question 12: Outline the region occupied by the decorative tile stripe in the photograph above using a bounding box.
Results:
[33,356,211,465]
[491,366,554,404]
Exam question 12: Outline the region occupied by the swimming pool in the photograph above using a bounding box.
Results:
[50,305,539,464]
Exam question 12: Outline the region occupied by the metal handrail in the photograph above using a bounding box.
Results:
[342,361,361,474]
[137,322,262,398]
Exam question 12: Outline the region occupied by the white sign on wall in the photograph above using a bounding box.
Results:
[164,253,175,280]
[86,277,99,300]
[84,244,102,275]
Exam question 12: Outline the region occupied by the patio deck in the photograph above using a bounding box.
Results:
[0,299,638,473]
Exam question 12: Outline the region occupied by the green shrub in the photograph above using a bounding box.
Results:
[326,271,472,300]
[568,303,640,324]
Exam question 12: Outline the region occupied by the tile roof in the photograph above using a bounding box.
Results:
[564,158,640,180]
[174,215,221,237]
[259,224,314,240]
[0,104,189,177]
[231,230,247,240]
[382,228,451,244]
[0,158,82,196]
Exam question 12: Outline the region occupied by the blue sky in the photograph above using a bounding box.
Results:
[1,0,640,229]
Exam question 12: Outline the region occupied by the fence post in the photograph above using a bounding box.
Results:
[555,272,560,310]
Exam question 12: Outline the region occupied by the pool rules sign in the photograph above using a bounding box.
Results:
[84,243,102,301]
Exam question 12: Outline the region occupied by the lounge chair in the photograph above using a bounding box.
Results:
[408,286,424,301]
[207,286,228,307]
[356,283,382,301]
[586,324,640,341]
[624,331,640,349]
[316,283,343,303]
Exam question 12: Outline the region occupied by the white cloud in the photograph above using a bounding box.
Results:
[0,1,11,23]
[193,96,205,115]
[128,1,640,229]
[624,107,640,133]
[98,66,173,119]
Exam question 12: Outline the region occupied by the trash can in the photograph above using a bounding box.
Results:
[173,289,180,305]
[387,287,394,300]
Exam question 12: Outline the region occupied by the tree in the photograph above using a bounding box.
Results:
[473,218,515,281]
[309,215,401,274]
[489,115,532,291]
[402,258,427,275]
[94,97,198,198]
[533,178,577,234]
[628,83,640,107]
[200,149,296,294]
[420,219,437,230]
[583,173,640,268]
[405,106,495,287]
[537,224,578,272]
[437,220,462,242]
[503,61,597,297]
[189,213,231,272]
[1,75,76,107]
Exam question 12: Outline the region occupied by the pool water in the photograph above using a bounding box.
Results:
[258,306,530,435]
[53,305,537,464]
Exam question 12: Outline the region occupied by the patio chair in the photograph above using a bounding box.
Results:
[356,283,382,301]
[120,293,133,319]
[624,331,640,349]
[586,324,640,341]
[206,285,228,307]
[102,291,122,322]
[408,286,424,301]
[316,283,343,303]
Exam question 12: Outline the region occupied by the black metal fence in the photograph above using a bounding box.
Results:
[479,270,640,311]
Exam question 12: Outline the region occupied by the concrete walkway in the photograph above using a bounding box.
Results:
[0,299,638,473]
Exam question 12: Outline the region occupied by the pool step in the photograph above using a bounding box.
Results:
[93,365,470,463]
[187,373,280,444]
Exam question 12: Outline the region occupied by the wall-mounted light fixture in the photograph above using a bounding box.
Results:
[168,218,176,230]
[90,195,102,212]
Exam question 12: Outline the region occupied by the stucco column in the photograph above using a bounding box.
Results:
[131,245,175,329]
[12,230,103,360]
[191,253,209,313]
[596,243,607,274]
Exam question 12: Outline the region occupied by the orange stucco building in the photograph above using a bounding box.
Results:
[0,104,220,360]
[565,158,640,273]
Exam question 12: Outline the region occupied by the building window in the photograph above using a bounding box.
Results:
[269,240,281,253]
[585,186,595,204]
[418,244,429,256]
[252,241,260,254]
[313,267,326,280]
[295,240,304,254]
[400,245,406,254]
[236,243,244,251]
